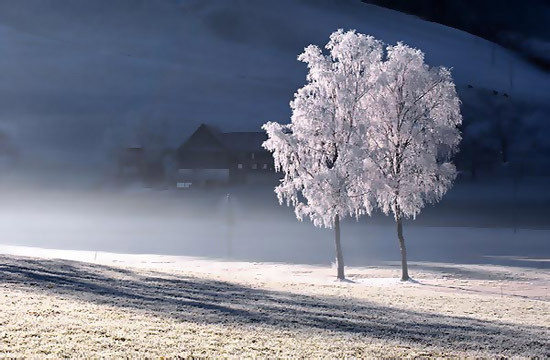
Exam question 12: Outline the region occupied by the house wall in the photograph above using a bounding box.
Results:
[233,151,274,171]
[177,168,230,186]
[175,125,276,187]
[177,126,234,169]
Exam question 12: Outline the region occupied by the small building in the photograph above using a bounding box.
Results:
[0,130,19,170]
[175,124,274,187]
[116,145,175,186]
[117,146,145,177]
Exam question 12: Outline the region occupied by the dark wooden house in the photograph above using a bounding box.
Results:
[175,124,274,186]
[117,146,145,176]
[0,131,19,170]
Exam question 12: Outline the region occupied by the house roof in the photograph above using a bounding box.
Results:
[181,124,267,154]
[221,132,267,152]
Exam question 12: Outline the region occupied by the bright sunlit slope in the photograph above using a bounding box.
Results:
[0,0,548,159]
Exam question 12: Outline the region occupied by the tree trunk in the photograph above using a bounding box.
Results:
[334,215,345,280]
[396,216,409,281]
[226,226,232,259]
[226,194,234,258]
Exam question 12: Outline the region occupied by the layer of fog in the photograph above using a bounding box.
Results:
[0,177,548,269]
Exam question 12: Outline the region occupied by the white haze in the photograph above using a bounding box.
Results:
[0,178,548,269]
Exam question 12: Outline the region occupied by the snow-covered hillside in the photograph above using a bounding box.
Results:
[0,0,548,162]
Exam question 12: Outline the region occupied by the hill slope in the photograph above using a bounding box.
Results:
[0,0,548,161]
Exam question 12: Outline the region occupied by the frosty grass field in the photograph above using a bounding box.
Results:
[1,246,548,357]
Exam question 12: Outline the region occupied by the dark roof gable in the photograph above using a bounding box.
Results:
[221,132,267,153]
[178,124,267,155]
[177,124,226,154]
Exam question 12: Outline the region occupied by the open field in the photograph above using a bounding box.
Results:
[1,247,548,357]
[1,178,549,268]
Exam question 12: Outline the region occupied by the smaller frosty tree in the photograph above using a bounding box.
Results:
[263,30,381,280]
[365,43,462,281]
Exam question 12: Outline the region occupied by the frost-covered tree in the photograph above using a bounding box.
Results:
[364,42,462,280]
[263,30,382,280]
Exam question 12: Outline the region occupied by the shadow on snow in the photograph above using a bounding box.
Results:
[0,255,548,356]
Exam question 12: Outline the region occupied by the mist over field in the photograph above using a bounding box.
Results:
[0,178,548,270]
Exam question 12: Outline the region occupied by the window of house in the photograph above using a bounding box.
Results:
[237,163,243,169]
[251,163,257,170]
[263,163,268,170]
[251,152,255,159]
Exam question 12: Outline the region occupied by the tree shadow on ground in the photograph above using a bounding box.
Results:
[408,262,520,281]
[0,255,548,356]
[351,261,534,282]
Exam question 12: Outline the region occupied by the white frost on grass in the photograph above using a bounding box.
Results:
[1,244,548,299]
[0,245,549,357]
[353,277,404,286]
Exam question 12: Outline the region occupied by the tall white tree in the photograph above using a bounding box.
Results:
[364,42,462,280]
[263,30,381,280]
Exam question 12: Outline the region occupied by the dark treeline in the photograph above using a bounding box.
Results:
[362,0,550,70]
